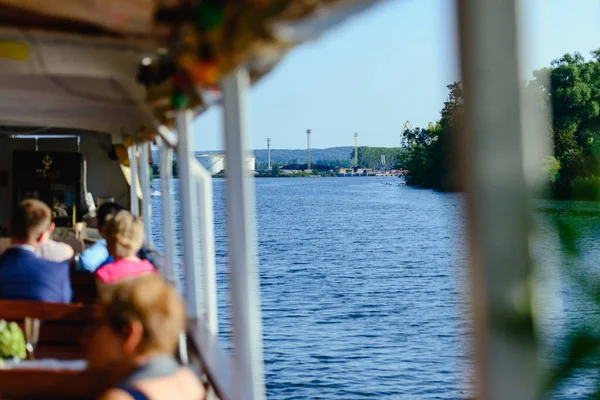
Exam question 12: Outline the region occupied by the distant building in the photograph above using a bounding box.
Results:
[196,153,256,176]
[196,154,225,175]
[246,155,256,171]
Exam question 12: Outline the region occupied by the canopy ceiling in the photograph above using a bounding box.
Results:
[0,0,385,142]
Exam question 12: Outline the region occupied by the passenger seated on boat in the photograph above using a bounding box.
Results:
[0,199,72,303]
[52,197,68,218]
[77,202,126,272]
[94,211,154,284]
[78,202,157,273]
[88,274,204,400]
[38,220,75,263]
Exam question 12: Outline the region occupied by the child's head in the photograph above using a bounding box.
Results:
[103,210,144,259]
[88,274,185,369]
[96,201,125,233]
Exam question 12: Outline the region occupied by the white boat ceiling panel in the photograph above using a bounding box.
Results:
[0,75,147,137]
[0,29,152,75]
[0,0,157,36]
[0,2,385,140]
[0,29,152,137]
[0,1,384,39]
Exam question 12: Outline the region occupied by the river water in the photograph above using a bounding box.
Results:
[149,177,599,399]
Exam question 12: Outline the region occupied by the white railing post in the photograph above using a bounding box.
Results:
[191,163,218,335]
[157,136,178,285]
[127,145,139,216]
[139,143,153,245]
[176,110,204,319]
[457,1,539,400]
[221,68,266,400]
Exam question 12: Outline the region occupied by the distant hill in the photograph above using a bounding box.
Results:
[253,147,353,164]
[152,146,354,164]
[152,146,397,166]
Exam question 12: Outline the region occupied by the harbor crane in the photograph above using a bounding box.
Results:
[400,120,413,146]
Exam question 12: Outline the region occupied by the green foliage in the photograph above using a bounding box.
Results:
[569,176,600,200]
[542,156,561,183]
[399,82,462,191]
[528,50,600,197]
[172,159,178,178]
[349,147,403,169]
[151,163,160,178]
[403,49,600,194]
[545,206,600,397]
[0,320,26,360]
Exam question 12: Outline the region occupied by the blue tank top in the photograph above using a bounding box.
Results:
[119,387,149,400]
[117,356,180,400]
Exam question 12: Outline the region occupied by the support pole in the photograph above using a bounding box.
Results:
[457,1,539,399]
[221,68,266,400]
[127,145,139,216]
[191,162,218,335]
[176,110,203,319]
[306,129,311,171]
[139,143,152,245]
[354,132,358,169]
[267,138,271,171]
[157,136,178,285]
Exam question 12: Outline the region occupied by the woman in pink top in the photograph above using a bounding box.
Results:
[95,211,154,284]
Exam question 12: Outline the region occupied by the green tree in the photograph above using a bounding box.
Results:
[529,49,600,196]
[349,147,403,169]
[399,82,462,190]
[542,156,561,183]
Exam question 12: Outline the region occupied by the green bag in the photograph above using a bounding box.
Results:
[0,319,26,360]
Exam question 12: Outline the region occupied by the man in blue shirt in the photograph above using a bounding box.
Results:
[0,199,72,303]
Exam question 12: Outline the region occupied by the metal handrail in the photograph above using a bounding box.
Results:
[457,0,540,399]
[187,318,234,400]
[154,115,221,396]
[139,142,153,246]
[221,68,266,400]
[133,69,266,400]
[127,145,139,216]
[157,136,177,285]
[191,161,218,334]
[175,110,204,321]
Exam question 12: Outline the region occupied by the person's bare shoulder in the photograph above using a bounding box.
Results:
[98,389,135,400]
[179,368,206,399]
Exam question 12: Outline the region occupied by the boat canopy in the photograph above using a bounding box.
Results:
[0,0,384,143]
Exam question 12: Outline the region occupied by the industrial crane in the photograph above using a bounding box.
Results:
[401,120,413,135]
[400,120,413,146]
[400,120,437,147]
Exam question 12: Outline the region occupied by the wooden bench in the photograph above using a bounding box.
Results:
[0,367,104,400]
[0,300,96,360]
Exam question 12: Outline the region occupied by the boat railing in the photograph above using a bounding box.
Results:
[130,68,265,400]
[187,318,234,400]
[121,1,542,399]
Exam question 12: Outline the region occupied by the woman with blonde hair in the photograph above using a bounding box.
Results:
[87,274,204,400]
[94,210,154,284]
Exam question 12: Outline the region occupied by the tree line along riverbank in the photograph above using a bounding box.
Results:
[399,49,600,200]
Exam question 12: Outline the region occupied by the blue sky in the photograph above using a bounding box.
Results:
[193,0,600,151]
